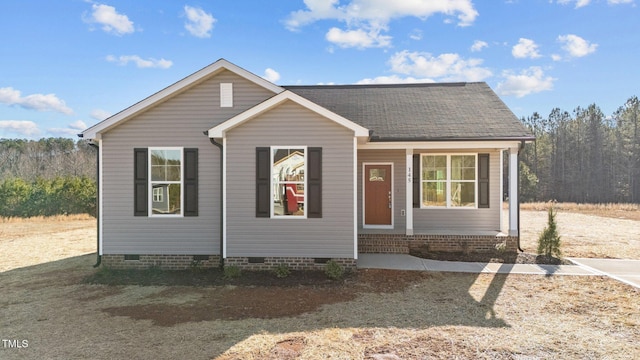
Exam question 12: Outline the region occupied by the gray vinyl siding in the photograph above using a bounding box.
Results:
[357,149,406,233]
[225,101,355,258]
[101,70,274,254]
[412,150,502,232]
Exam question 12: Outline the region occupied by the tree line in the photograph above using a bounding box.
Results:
[0,138,97,217]
[519,96,640,204]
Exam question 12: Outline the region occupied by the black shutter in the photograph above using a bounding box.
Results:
[184,148,198,216]
[134,148,148,216]
[478,153,490,208]
[256,147,270,217]
[413,154,420,208]
[307,147,322,218]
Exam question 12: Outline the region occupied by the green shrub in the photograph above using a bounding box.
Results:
[272,264,290,278]
[324,260,344,280]
[223,265,241,279]
[537,206,562,258]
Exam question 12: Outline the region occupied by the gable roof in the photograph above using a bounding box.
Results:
[285,82,534,141]
[207,90,370,139]
[81,59,284,139]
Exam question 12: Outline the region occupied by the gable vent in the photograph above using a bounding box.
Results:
[220,83,233,107]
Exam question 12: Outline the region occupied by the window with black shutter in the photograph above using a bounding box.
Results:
[256,146,322,218]
[134,147,198,217]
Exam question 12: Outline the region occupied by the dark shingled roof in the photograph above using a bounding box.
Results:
[285,82,534,142]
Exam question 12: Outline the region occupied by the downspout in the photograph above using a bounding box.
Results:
[206,132,225,268]
[517,140,524,252]
[87,141,102,267]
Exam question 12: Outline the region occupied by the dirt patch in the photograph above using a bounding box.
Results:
[99,269,430,326]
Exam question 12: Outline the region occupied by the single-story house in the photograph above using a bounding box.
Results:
[80,59,534,270]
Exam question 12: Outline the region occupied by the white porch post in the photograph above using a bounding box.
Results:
[508,147,519,236]
[406,148,414,235]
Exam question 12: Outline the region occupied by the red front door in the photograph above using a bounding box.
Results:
[364,164,392,226]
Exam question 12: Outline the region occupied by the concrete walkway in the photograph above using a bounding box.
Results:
[568,258,640,289]
[358,254,600,276]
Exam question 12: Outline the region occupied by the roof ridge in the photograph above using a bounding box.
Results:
[284,82,482,90]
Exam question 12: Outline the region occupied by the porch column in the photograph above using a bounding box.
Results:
[509,147,519,236]
[406,148,414,235]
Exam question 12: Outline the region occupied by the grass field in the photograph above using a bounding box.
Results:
[1,206,639,359]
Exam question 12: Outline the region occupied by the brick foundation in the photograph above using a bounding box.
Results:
[101,254,221,270]
[358,234,518,254]
[224,257,357,271]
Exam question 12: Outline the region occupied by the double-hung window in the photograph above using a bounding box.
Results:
[271,147,306,217]
[150,148,183,216]
[421,154,477,208]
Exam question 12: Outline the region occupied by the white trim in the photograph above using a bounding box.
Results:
[509,147,519,236]
[353,137,358,259]
[270,146,308,219]
[208,90,369,139]
[359,140,522,151]
[148,147,184,217]
[82,59,283,139]
[222,137,227,258]
[362,162,394,229]
[405,148,414,236]
[98,140,103,256]
[500,150,504,232]
[419,153,478,209]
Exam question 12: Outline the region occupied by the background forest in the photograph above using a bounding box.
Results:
[519,96,640,204]
[1,96,639,217]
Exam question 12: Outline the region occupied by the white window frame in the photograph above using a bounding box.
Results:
[420,153,478,209]
[152,187,163,203]
[149,147,184,217]
[270,146,307,219]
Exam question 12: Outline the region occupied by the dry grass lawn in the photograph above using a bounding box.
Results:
[1,207,639,359]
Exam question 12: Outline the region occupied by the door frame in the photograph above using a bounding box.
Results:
[362,162,394,229]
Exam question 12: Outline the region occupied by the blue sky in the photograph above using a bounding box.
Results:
[1,0,638,139]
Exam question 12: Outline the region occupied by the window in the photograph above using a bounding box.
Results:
[150,148,183,215]
[134,148,198,217]
[256,147,321,218]
[421,154,477,208]
[152,187,163,203]
[272,147,306,217]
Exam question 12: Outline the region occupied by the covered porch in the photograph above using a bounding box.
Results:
[357,142,522,255]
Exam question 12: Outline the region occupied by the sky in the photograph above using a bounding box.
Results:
[0,0,638,139]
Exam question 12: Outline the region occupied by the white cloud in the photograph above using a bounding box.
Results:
[263,68,281,83]
[607,0,633,4]
[557,34,598,58]
[556,0,591,8]
[184,5,216,38]
[409,29,423,41]
[106,55,173,69]
[325,27,391,48]
[388,50,492,82]
[47,120,88,137]
[68,120,87,130]
[470,40,488,52]
[90,109,111,120]
[87,3,135,35]
[0,87,73,115]
[512,38,542,59]
[285,0,478,48]
[0,120,41,137]
[496,66,555,97]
